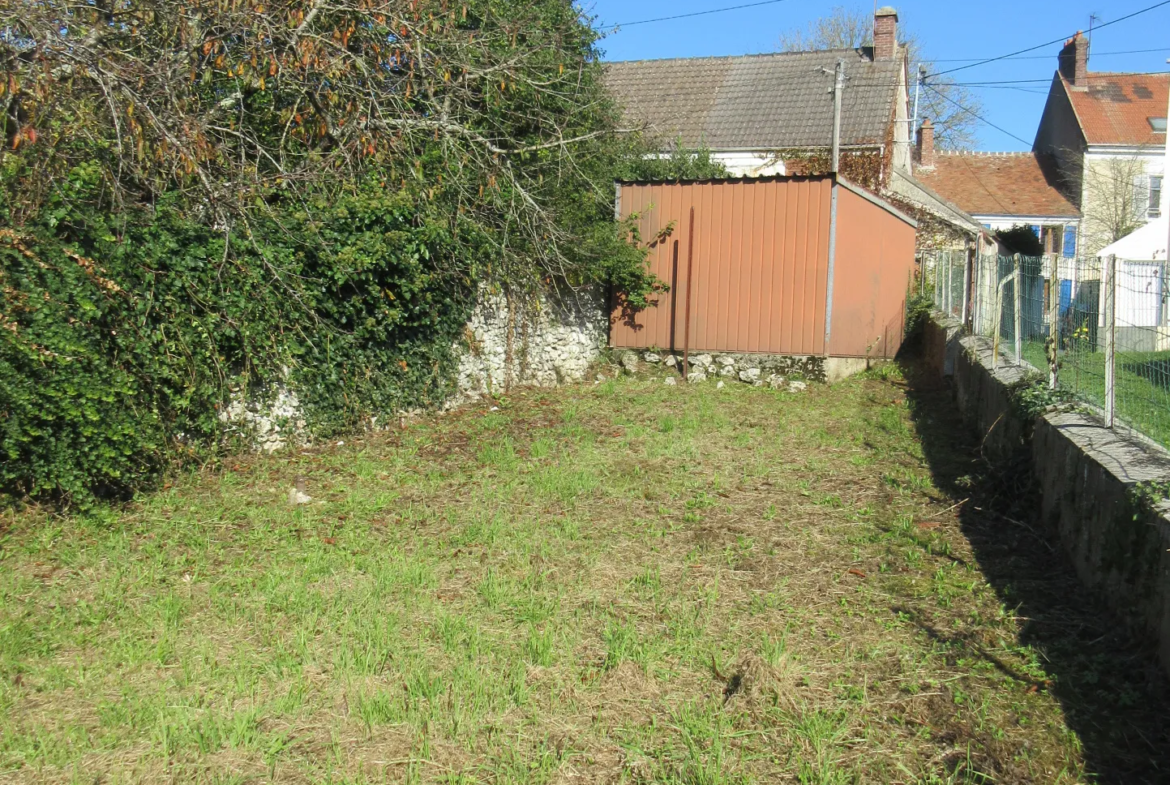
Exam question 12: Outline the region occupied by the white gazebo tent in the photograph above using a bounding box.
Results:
[1097,217,1169,351]
[1097,217,1168,264]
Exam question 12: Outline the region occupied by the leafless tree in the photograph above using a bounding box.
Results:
[0,0,644,287]
[777,6,982,150]
[1079,151,1158,256]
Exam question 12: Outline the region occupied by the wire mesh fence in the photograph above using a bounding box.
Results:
[924,249,969,321]
[922,249,1170,451]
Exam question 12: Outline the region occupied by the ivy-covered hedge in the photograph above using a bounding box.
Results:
[0,0,731,507]
[1,166,482,504]
[1,156,727,507]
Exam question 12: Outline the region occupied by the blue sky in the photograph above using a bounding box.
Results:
[582,0,1170,151]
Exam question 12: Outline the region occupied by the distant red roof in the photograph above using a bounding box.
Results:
[914,152,1079,218]
[1062,72,1169,147]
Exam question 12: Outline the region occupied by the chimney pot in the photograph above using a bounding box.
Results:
[917,119,935,169]
[874,7,899,62]
[1059,31,1089,89]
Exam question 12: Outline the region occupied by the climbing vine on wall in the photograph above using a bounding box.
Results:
[0,0,730,506]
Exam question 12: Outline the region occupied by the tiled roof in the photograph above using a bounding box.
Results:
[1062,72,1169,147]
[914,152,1080,218]
[603,49,903,151]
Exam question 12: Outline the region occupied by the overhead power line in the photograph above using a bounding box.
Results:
[930,47,1170,64]
[924,83,1033,147]
[608,0,791,30]
[931,0,1170,77]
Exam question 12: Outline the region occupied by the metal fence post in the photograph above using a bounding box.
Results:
[962,247,973,328]
[934,253,940,307]
[940,250,950,315]
[1104,254,1116,429]
[1013,254,1023,365]
[1048,263,1060,390]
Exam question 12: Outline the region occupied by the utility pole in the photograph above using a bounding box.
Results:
[831,59,845,173]
[912,64,925,137]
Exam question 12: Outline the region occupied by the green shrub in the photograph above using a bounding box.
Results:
[0,170,476,505]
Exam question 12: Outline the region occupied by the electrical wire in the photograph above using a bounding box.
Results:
[924,83,1033,147]
[930,47,1170,63]
[606,0,791,30]
[931,0,1170,77]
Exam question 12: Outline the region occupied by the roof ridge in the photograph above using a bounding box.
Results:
[937,151,1034,157]
[604,48,870,66]
[1081,70,1170,79]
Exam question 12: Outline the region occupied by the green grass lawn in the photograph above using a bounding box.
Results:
[1019,341,1170,447]
[0,367,1164,783]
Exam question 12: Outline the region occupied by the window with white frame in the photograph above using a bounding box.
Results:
[1134,175,1163,220]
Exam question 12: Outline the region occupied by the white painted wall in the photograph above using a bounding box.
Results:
[1080,147,1165,257]
[711,152,787,177]
[972,215,1079,233]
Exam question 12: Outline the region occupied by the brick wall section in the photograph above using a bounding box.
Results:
[916,119,935,169]
[1059,33,1089,89]
[873,8,898,62]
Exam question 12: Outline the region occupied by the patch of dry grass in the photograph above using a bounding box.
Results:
[0,366,1166,783]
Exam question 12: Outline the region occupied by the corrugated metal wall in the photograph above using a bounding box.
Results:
[610,177,916,360]
[828,186,918,358]
[611,178,833,356]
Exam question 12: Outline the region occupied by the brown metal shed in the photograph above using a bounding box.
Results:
[611,174,917,361]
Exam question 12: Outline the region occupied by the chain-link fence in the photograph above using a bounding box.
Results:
[922,250,1170,451]
[923,249,969,321]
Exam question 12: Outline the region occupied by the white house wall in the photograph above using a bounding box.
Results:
[711,152,787,177]
[1080,146,1165,257]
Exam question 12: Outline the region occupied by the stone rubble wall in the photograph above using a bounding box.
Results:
[456,285,608,400]
[220,284,609,451]
[924,311,1170,677]
[617,350,821,392]
[220,379,307,454]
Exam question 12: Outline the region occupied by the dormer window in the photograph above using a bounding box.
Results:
[1151,117,1168,133]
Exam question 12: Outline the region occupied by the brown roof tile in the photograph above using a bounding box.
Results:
[1063,72,1169,147]
[914,153,1079,218]
[603,48,903,151]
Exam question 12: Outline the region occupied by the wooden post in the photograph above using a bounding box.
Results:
[1104,254,1116,429]
[1013,254,1023,365]
[683,206,695,381]
[669,240,680,352]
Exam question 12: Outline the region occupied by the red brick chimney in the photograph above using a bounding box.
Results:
[1059,32,1089,90]
[873,7,898,62]
[917,119,935,169]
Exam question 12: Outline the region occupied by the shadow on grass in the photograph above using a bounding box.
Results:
[1122,354,1170,392]
[900,359,1170,785]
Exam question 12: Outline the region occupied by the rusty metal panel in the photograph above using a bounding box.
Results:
[610,178,833,355]
[828,185,918,358]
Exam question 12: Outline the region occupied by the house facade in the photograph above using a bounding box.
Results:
[604,7,983,246]
[1034,32,1169,258]
[604,8,911,180]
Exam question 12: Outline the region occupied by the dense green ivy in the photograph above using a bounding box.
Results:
[1,152,728,506]
[0,0,730,507]
[0,164,481,505]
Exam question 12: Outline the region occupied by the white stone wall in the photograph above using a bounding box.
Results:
[220,380,307,454]
[455,284,609,399]
[220,284,609,450]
